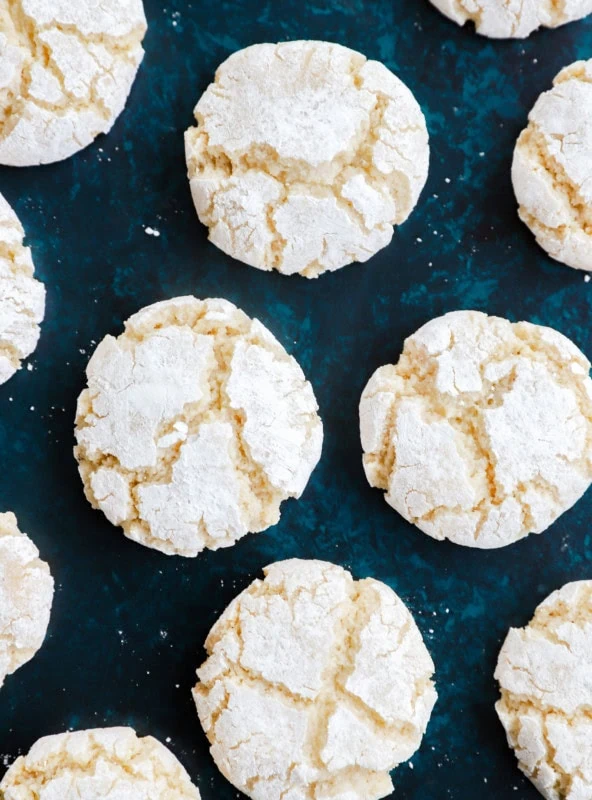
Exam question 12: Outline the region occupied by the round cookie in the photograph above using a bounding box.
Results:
[0,193,45,385]
[360,310,592,549]
[0,727,201,799]
[74,296,323,557]
[185,41,429,278]
[193,559,437,800]
[0,511,53,688]
[495,581,592,800]
[0,0,147,166]
[512,60,592,271]
[428,0,592,38]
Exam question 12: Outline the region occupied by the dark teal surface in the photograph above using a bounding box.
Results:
[1,1,592,797]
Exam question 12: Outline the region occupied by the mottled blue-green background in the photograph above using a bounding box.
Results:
[1,1,592,797]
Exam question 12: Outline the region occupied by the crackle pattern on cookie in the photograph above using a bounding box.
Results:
[0,192,44,384]
[360,310,592,549]
[185,41,429,278]
[194,559,437,800]
[0,727,201,799]
[513,60,592,271]
[429,0,592,38]
[495,581,592,800]
[0,0,147,166]
[74,297,323,557]
[0,511,53,688]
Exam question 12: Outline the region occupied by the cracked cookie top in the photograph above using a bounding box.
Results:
[0,727,201,799]
[428,0,592,38]
[495,581,592,800]
[0,0,147,166]
[0,511,53,688]
[184,41,429,278]
[193,559,437,800]
[74,296,323,558]
[360,310,592,549]
[512,60,592,271]
[0,192,44,384]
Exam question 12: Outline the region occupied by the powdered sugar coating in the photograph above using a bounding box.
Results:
[0,192,44,384]
[0,0,147,166]
[495,581,592,799]
[513,60,592,271]
[360,310,592,548]
[194,559,437,800]
[428,0,592,38]
[185,41,429,278]
[0,727,201,799]
[74,297,323,557]
[0,511,53,688]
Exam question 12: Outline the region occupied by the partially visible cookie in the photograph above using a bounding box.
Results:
[0,193,45,385]
[0,0,147,166]
[428,0,592,38]
[0,727,201,799]
[496,581,592,799]
[360,310,592,548]
[74,297,323,557]
[185,41,429,278]
[513,60,592,271]
[0,511,53,688]
[194,559,437,800]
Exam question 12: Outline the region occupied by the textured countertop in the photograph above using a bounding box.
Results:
[1,1,591,798]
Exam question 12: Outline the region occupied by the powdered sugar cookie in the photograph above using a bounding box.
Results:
[513,60,592,271]
[0,0,147,166]
[0,511,53,688]
[0,727,201,799]
[74,297,323,557]
[428,0,592,38]
[185,41,429,278]
[194,559,437,800]
[360,310,592,549]
[495,581,592,799]
[0,193,44,385]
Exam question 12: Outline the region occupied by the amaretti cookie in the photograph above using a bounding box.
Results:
[360,310,592,548]
[0,192,45,385]
[496,581,592,799]
[0,0,147,166]
[0,727,201,799]
[513,60,592,271]
[193,559,437,800]
[74,297,323,557]
[185,41,429,278]
[428,0,592,38]
[0,511,53,688]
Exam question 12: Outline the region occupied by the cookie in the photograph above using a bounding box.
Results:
[185,41,429,278]
[428,0,592,38]
[74,297,323,557]
[0,0,147,166]
[0,193,45,385]
[0,511,53,688]
[513,60,592,271]
[193,559,437,800]
[360,310,592,548]
[0,727,201,799]
[495,581,592,799]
